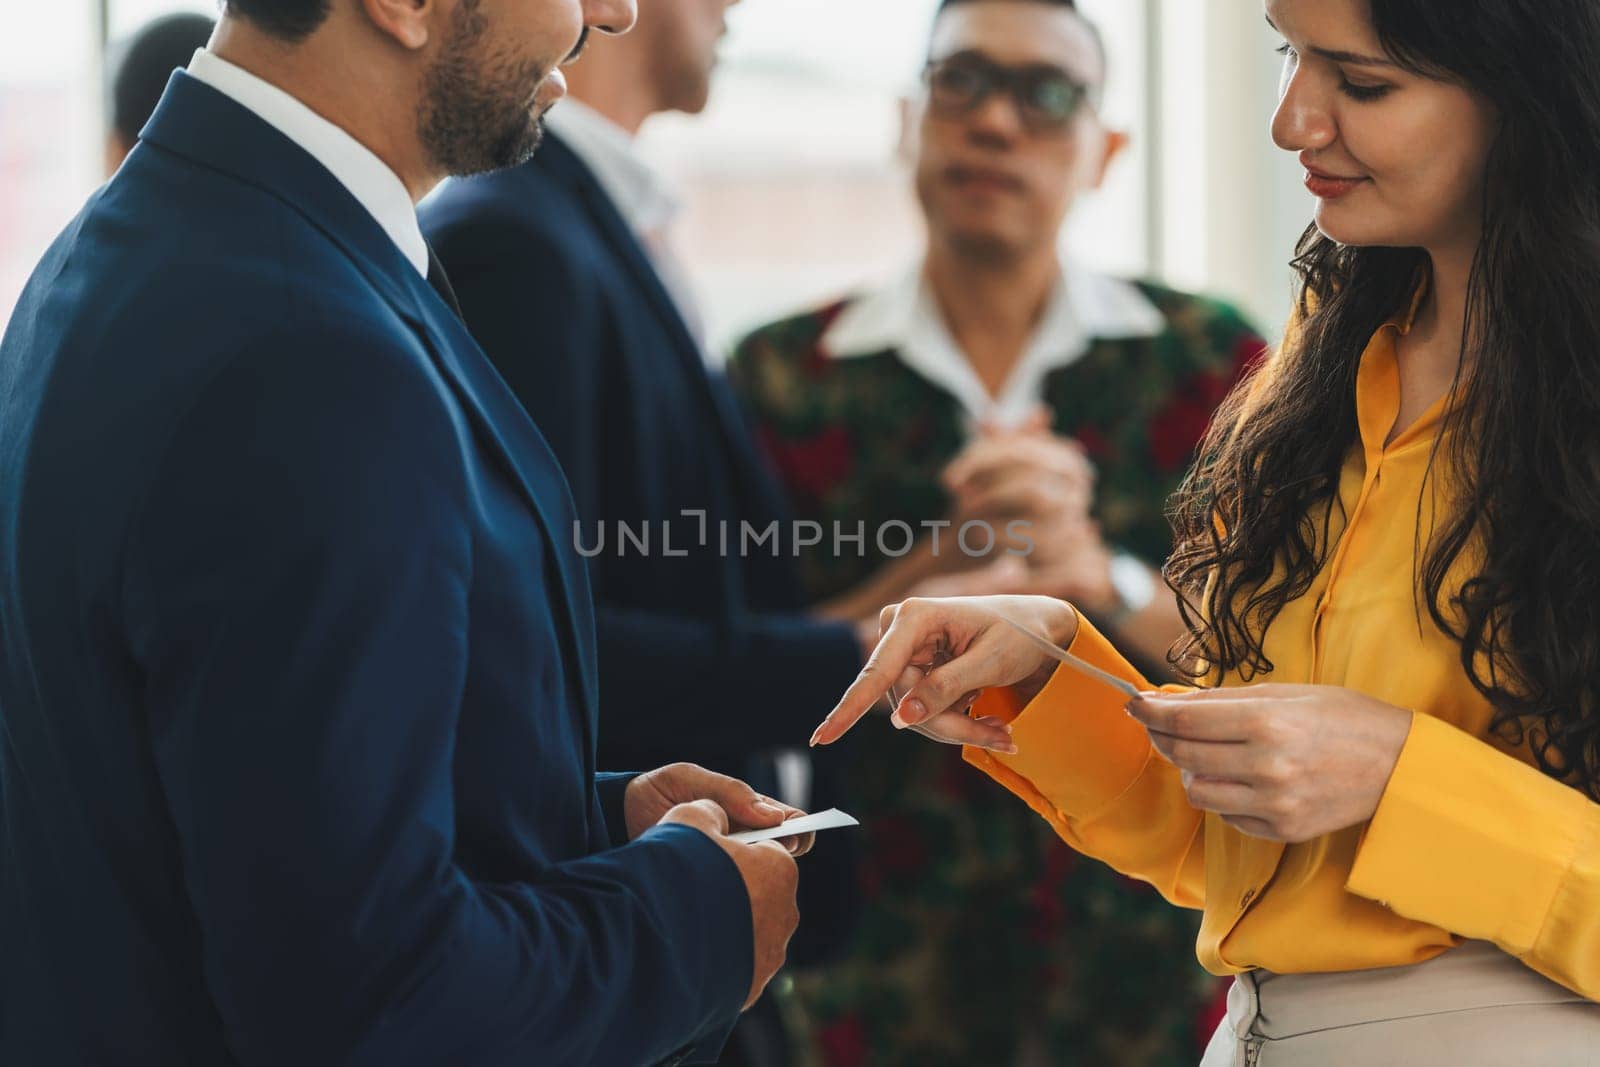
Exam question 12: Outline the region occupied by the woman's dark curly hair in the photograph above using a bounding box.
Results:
[1166,0,1600,799]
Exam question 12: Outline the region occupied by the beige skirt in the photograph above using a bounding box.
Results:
[1199,941,1600,1066]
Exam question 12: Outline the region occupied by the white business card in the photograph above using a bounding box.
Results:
[728,807,860,844]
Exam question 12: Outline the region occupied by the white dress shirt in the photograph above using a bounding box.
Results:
[185,49,430,277]
[819,255,1166,433]
[544,99,684,239]
[543,99,708,349]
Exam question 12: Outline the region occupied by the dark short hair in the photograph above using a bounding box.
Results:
[933,0,1107,77]
[938,0,1080,11]
[108,13,217,144]
[222,0,332,42]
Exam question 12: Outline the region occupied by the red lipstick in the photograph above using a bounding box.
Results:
[1302,159,1367,200]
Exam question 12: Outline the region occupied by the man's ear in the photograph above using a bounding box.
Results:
[104,134,133,179]
[1090,128,1130,189]
[359,0,436,51]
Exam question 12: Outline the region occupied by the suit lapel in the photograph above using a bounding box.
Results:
[140,72,601,735]
[399,270,601,728]
[539,139,703,372]
[538,137,800,538]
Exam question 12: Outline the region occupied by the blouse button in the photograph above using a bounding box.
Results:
[1240,887,1258,909]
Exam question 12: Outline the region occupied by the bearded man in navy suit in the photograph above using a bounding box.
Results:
[0,1,808,1064]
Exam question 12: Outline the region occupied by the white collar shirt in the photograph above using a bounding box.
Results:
[543,99,708,349]
[186,49,429,277]
[819,254,1165,433]
[543,98,683,238]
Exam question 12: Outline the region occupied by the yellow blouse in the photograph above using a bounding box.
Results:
[966,310,1600,999]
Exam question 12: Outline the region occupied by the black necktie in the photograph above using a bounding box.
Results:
[425,243,465,320]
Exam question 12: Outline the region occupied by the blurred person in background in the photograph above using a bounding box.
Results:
[104,12,216,176]
[422,2,872,1063]
[422,0,863,845]
[729,0,1266,1063]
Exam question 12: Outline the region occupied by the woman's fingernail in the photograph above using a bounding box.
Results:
[810,714,837,745]
[753,799,784,818]
[902,699,926,723]
[890,710,907,730]
[990,741,1019,755]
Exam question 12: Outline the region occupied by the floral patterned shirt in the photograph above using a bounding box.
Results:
[728,277,1268,1067]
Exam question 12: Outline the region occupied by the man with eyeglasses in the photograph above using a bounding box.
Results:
[729,0,1266,1063]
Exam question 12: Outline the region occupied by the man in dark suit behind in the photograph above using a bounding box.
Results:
[0,2,808,1064]
[104,12,217,176]
[422,3,872,788]
[420,17,894,1062]
[420,8,878,1038]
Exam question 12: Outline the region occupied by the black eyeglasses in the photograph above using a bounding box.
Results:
[922,54,1095,134]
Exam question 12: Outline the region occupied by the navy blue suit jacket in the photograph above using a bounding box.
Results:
[0,73,749,1066]
[420,136,862,776]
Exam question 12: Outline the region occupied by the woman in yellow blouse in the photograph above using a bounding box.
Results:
[811,0,1600,1062]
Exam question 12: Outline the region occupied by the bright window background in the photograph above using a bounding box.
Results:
[1,0,1310,337]
[0,7,100,321]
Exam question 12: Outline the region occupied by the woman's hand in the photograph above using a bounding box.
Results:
[1126,685,1414,843]
[809,595,1080,753]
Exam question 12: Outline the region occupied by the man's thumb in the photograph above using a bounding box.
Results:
[727,786,787,828]
[660,799,730,836]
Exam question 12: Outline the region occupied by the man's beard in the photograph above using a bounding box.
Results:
[419,1,550,177]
